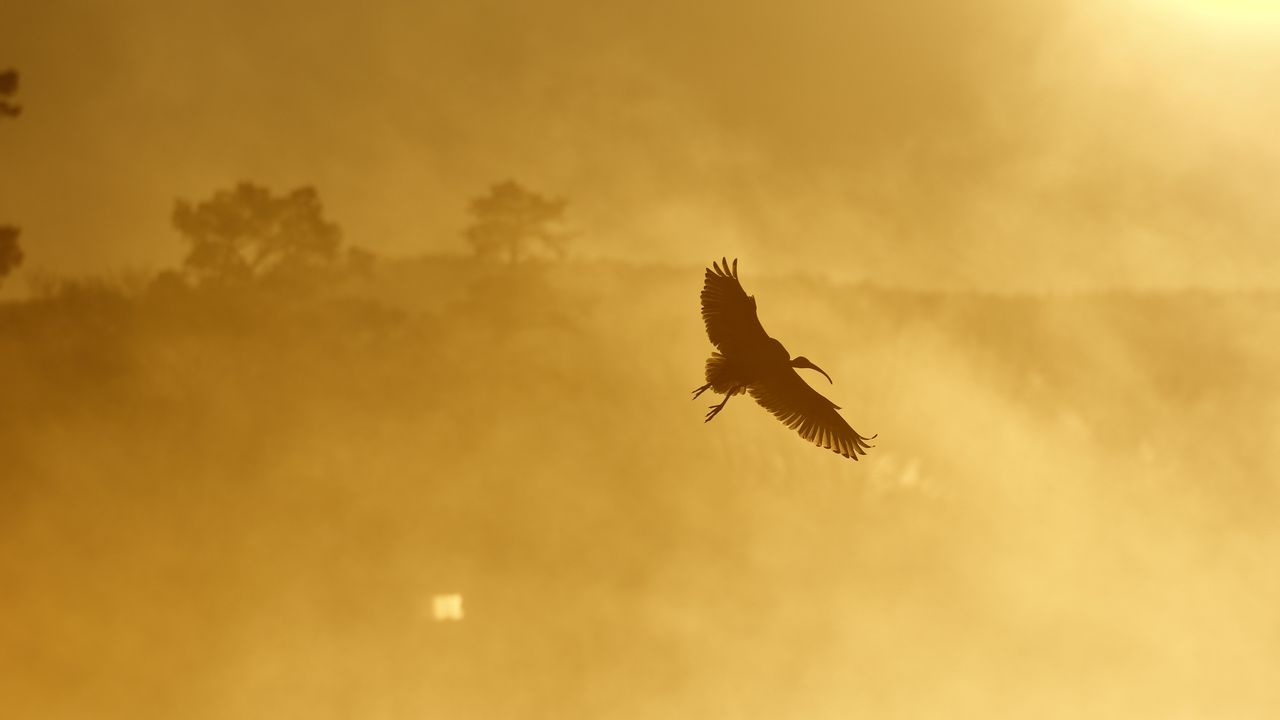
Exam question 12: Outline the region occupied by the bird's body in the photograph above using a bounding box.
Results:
[694,258,875,460]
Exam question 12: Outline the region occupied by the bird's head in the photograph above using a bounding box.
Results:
[790,356,832,384]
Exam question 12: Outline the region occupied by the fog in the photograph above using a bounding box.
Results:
[3,259,1278,716]
[3,1,1280,717]
[3,0,1280,288]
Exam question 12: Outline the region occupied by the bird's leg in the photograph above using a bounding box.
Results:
[704,387,737,423]
[691,382,712,399]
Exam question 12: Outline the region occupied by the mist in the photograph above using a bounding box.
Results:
[3,0,1280,717]
[4,255,1278,716]
[3,0,1279,288]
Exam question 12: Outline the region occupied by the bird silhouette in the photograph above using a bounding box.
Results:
[693,258,875,460]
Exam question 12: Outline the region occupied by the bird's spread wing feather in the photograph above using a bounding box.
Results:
[749,369,876,460]
[701,257,768,352]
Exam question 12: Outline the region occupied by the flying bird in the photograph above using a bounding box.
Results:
[693,258,875,460]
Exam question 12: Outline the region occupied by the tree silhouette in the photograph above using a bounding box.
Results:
[173,182,342,285]
[463,180,569,263]
[1,70,20,286]
[0,226,21,285]
[0,69,19,118]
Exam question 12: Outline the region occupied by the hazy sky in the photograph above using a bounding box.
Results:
[2,0,1279,289]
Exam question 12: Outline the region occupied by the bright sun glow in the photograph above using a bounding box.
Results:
[1168,0,1280,24]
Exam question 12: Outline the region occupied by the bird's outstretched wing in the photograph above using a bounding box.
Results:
[749,369,876,460]
[701,258,769,353]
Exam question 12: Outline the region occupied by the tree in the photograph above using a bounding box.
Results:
[463,180,569,263]
[173,182,342,285]
[0,226,21,285]
[1,70,20,287]
[0,69,19,118]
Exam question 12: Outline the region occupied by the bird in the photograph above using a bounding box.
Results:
[693,257,875,460]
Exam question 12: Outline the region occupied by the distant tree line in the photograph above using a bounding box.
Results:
[1,65,573,294]
[8,78,572,296]
[165,177,571,289]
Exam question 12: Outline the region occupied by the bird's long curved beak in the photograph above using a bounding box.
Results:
[813,365,833,384]
[792,358,833,384]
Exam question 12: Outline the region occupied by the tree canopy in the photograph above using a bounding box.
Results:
[0,69,19,118]
[0,226,22,284]
[463,180,569,263]
[173,182,342,285]
[1,69,21,286]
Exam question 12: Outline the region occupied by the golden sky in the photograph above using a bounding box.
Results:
[5,4,1280,716]
[2,0,1278,289]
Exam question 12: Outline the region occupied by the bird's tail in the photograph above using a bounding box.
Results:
[704,352,745,395]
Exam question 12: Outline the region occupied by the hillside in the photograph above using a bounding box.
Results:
[2,256,1278,718]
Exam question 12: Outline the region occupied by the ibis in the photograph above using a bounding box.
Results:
[693,258,875,460]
